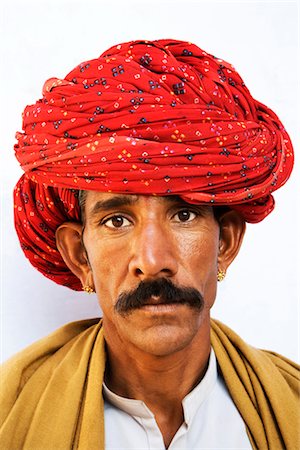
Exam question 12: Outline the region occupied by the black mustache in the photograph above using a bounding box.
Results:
[115,278,204,316]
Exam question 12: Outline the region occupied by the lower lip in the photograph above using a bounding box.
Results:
[139,303,184,313]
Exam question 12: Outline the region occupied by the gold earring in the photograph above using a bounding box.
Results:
[83,285,95,294]
[217,270,226,282]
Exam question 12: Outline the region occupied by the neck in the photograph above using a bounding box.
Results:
[103,319,211,448]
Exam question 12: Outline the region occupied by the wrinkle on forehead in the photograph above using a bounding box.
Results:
[84,192,213,222]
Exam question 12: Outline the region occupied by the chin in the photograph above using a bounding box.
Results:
[129,323,204,357]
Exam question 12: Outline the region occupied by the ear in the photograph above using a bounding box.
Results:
[217,210,246,272]
[55,222,94,289]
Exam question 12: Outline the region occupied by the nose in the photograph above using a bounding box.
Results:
[128,221,178,280]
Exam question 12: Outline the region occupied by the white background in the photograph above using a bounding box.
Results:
[1,0,299,362]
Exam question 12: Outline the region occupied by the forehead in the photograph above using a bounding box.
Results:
[83,191,212,216]
[85,191,139,207]
[85,192,181,213]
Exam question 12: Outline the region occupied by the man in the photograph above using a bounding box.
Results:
[1,39,298,449]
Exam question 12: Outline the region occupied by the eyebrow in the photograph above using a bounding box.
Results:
[88,194,211,219]
[89,195,139,218]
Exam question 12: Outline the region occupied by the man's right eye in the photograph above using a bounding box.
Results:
[102,215,131,229]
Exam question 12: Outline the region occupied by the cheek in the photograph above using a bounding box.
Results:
[85,238,129,308]
[181,227,219,272]
[180,229,219,304]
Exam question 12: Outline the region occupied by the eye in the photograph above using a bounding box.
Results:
[102,215,131,229]
[174,209,197,222]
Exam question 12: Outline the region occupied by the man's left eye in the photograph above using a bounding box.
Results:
[174,210,197,222]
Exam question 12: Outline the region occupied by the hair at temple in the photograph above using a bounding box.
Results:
[78,190,230,225]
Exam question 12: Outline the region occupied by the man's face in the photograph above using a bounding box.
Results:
[82,192,221,356]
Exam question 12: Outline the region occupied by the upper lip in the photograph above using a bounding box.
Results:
[143,295,173,305]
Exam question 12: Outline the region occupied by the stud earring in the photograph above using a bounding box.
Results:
[217,270,226,282]
[83,285,95,294]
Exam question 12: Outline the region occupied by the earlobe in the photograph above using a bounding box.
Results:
[217,210,246,271]
[55,222,94,288]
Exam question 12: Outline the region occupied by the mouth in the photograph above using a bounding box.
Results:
[141,303,184,311]
[139,295,186,313]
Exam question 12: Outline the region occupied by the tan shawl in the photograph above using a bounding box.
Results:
[0,319,299,449]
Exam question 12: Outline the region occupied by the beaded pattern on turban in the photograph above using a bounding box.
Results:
[14,39,294,290]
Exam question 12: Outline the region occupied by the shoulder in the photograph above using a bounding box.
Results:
[211,319,299,448]
[0,318,101,423]
[1,318,100,377]
[255,348,299,394]
[211,318,299,387]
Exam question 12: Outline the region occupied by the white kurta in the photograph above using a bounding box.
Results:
[103,349,252,449]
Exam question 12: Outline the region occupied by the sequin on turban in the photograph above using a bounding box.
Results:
[14,39,294,290]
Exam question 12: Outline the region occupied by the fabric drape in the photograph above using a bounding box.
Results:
[1,319,298,449]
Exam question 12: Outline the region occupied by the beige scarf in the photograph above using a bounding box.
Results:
[1,319,299,449]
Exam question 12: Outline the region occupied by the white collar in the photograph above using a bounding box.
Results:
[103,348,218,427]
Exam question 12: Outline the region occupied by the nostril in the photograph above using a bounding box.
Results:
[134,267,172,277]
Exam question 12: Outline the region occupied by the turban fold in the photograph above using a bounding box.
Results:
[14,39,294,290]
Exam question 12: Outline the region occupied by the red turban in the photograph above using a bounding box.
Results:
[14,39,294,290]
